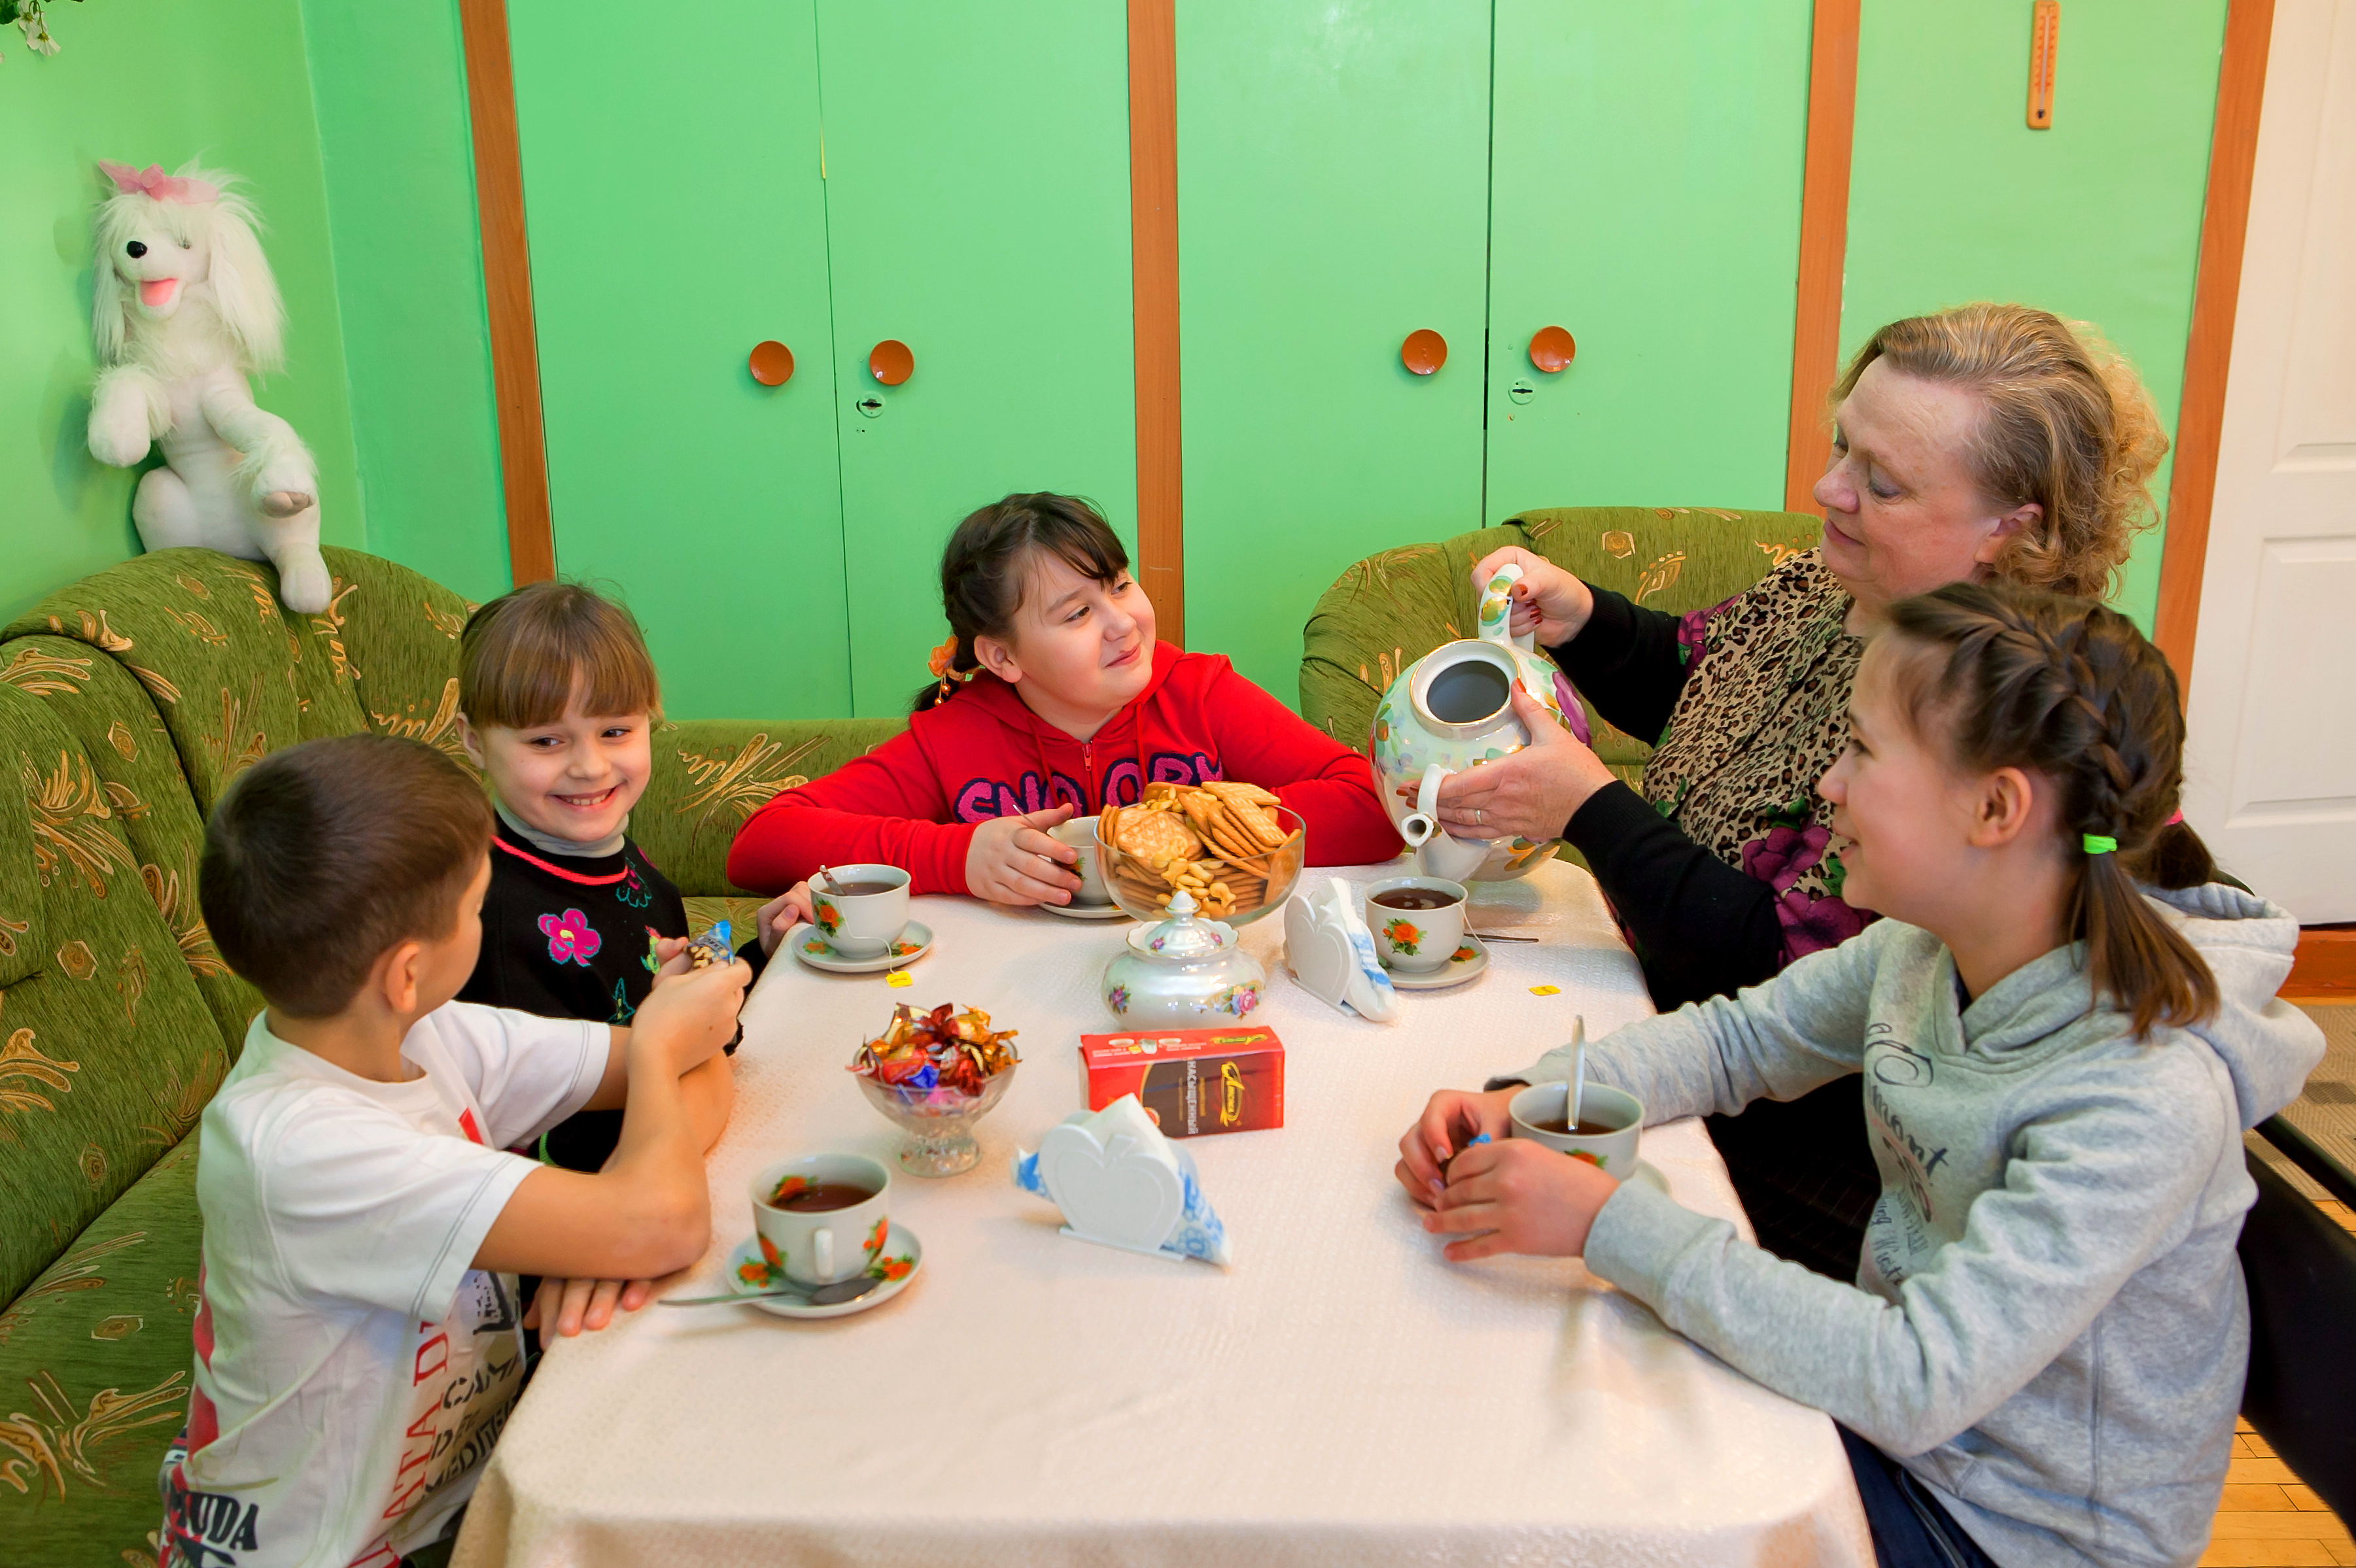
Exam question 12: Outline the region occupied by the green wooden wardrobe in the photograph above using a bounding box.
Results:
[506,0,1813,717]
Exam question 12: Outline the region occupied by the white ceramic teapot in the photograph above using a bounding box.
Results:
[1368,564,1573,882]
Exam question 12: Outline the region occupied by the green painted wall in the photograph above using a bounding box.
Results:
[300,0,511,605]
[1841,0,2228,631]
[0,0,362,625]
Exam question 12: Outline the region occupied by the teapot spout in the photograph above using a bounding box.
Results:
[1416,833,1493,882]
[1400,762,1453,849]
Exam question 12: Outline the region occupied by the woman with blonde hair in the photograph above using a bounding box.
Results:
[1426,303,2172,1280]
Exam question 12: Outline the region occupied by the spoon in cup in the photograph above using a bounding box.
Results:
[1569,1014,1588,1129]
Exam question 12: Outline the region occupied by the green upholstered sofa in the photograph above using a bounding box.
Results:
[0,546,900,1559]
[1300,505,1826,797]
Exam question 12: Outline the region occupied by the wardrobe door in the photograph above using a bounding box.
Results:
[508,0,850,719]
[1177,0,1493,705]
[815,0,1137,718]
[1484,0,1812,522]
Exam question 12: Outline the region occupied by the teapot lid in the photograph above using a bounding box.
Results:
[1126,888,1236,959]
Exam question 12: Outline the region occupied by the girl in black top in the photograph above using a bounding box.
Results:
[453,582,788,1172]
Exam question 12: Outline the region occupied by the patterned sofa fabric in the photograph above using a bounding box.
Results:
[0,683,226,1308]
[637,719,908,896]
[1300,507,1824,786]
[320,544,483,785]
[4,549,374,821]
[1,634,258,1055]
[0,1134,201,1566]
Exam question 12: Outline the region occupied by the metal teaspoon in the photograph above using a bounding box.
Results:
[660,1276,882,1309]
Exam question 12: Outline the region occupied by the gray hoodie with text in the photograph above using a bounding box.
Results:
[1500,884,2321,1568]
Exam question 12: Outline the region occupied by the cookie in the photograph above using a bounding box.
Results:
[1115,805,1200,866]
[1205,781,1286,846]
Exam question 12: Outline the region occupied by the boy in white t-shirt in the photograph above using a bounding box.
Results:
[160,734,750,1568]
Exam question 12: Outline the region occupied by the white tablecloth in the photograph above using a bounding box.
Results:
[456,859,1869,1568]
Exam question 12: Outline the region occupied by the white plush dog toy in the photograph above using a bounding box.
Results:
[86,161,330,613]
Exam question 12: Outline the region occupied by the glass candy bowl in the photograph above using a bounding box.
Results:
[855,1065,1018,1177]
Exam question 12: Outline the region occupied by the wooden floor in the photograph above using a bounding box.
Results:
[2201,1197,2353,1566]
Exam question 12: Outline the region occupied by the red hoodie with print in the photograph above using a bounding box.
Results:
[727,642,1402,895]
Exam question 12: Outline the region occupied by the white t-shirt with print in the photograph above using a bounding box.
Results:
[162,1002,605,1568]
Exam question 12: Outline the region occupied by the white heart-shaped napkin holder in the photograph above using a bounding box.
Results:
[1283,878,1398,1021]
[1014,1095,1232,1266]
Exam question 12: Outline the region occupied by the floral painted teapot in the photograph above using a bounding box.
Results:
[1368,564,1578,882]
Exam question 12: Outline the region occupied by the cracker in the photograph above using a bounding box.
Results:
[1115,806,1200,865]
[1200,805,1269,863]
[1207,783,1287,847]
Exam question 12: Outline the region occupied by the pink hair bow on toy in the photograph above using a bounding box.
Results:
[97,162,220,205]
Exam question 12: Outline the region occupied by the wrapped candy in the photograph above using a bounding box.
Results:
[686,920,735,969]
[850,1002,1019,1106]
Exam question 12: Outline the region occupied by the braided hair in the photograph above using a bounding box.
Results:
[1884,581,2219,1037]
[912,493,1130,714]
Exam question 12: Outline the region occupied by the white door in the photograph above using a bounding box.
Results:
[2182,0,2356,923]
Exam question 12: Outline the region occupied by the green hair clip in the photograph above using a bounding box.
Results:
[2082,834,2119,856]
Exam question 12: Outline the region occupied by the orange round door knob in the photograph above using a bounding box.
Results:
[1529,326,1577,373]
[1400,329,1448,376]
[869,339,914,386]
[748,340,795,386]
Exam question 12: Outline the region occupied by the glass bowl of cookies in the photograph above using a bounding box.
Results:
[1094,783,1306,928]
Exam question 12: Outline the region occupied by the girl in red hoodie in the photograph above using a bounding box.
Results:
[728,493,1401,912]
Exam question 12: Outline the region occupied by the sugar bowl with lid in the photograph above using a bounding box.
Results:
[1101,889,1264,1025]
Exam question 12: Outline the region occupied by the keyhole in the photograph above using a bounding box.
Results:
[856,395,885,419]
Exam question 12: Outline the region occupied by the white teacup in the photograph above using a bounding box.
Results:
[1364,875,1468,972]
[812,863,911,957]
[1050,817,1111,906]
[1507,1081,1644,1180]
[750,1153,892,1286]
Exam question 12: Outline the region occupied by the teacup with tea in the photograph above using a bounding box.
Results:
[750,1152,892,1285]
[1507,1080,1644,1180]
[1363,875,1468,973]
[1049,817,1112,906]
[812,863,912,957]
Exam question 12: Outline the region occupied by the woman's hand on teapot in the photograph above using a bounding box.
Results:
[966,805,1084,906]
[1469,547,1595,647]
[1409,682,1617,843]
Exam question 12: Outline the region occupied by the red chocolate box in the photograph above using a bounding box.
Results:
[1079,1027,1285,1137]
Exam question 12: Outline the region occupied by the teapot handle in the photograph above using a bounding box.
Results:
[1476,565,1537,654]
[1399,762,1451,847]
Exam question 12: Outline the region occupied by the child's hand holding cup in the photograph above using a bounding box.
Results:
[1506,1080,1643,1180]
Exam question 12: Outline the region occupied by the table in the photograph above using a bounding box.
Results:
[455,860,1871,1568]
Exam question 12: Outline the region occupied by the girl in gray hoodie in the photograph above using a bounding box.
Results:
[1399,583,2323,1568]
